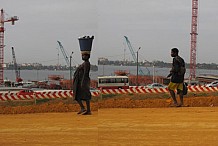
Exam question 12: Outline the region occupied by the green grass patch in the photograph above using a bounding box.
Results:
[130,93,170,100]
[101,94,120,99]
[36,99,51,104]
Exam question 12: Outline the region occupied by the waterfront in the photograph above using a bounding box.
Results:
[4,65,218,82]
[98,65,218,78]
[4,70,98,82]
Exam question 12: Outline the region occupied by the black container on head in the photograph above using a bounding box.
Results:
[78,35,94,55]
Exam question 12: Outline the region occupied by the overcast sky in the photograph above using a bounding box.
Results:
[1,0,218,66]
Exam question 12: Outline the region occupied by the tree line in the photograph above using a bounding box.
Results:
[98,59,218,70]
[6,63,98,71]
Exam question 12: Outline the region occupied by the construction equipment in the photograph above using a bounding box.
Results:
[124,36,150,75]
[11,47,22,82]
[189,0,199,80]
[0,9,18,84]
[57,41,70,67]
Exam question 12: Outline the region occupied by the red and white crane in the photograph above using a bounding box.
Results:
[0,9,18,84]
[189,0,198,80]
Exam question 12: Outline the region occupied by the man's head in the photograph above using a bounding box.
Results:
[171,48,179,57]
[82,53,90,61]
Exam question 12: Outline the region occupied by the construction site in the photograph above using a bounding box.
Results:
[1,0,218,89]
[1,0,218,145]
[0,8,99,89]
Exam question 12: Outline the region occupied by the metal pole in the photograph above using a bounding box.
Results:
[69,52,73,90]
[70,56,72,90]
[153,64,155,83]
[34,93,36,105]
[103,63,105,76]
[136,47,141,86]
[137,51,138,86]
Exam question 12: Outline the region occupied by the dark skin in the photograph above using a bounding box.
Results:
[82,54,90,61]
[171,50,177,57]
[77,53,92,115]
[168,50,184,106]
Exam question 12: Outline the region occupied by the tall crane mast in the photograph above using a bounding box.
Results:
[57,41,70,67]
[11,47,22,82]
[189,0,198,80]
[0,9,18,84]
[124,36,150,75]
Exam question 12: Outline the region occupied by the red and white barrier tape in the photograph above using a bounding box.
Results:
[0,90,100,101]
[0,86,217,101]
[101,86,218,94]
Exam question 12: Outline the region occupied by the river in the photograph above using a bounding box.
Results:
[4,65,218,82]
[4,70,98,81]
[98,65,218,78]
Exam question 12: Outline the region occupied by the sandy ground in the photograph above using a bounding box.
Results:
[1,107,218,145]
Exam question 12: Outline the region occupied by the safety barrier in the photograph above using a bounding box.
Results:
[101,86,218,94]
[0,90,100,101]
[0,86,217,101]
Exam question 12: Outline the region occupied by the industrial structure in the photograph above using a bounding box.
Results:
[11,47,22,82]
[0,2,202,86]
[124,36,150,76]
[189,0,199,80]
[57,41,70,67]
[0,9,18,85]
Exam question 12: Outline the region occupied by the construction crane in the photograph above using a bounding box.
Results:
[11,47,22,82]
[189,0,198,80]
[124,36,150,75]
[0,9,18,84]
[57,41,70,67]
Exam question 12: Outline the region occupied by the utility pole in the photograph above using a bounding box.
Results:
[103,62,105,76]
[153,64,155,83]
[56,47,59,70]
[124,48,126,65]
[136,47,141,86]
[69,52,73,90]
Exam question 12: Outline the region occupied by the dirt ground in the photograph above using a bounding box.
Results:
[1,107,218,145]
[1,93,218,114]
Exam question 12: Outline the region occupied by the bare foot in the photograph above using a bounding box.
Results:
[169,103,181,107]
[77,109,86,114]
[82,111,92,115]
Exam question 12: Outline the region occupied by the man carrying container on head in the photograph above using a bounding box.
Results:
[73,36,94,115]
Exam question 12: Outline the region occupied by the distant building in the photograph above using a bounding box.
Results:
[98,57,108,62]
[3,63,6,68]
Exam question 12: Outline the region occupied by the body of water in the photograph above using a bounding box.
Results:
[4,70,98,82]
[4,65,218,82]
[98,65,218,78]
